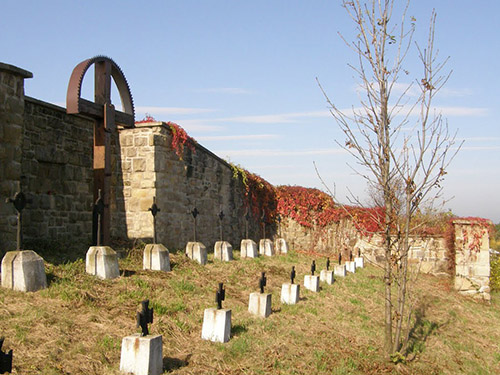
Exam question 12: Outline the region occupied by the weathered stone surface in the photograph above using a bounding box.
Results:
[304,275,319,292]
[259,239,274,256]
[85,246,120,279]
[274,238,288,254]
[143,244,170,272]
[214,241,233,262]
[120,334,163,375]
[320,270,334,285]
[346,261,356,273]
[1,250,47,292]
[334,264,346,278]
[240,239,258,258]
[281,283,300,305]
[354,257,364,269]
[185,242,207,265]
[248,292,272,318]
[201,308,231,343]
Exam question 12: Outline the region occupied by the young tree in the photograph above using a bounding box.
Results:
[319,0,461,356]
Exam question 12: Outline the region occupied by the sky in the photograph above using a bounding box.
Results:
[2,1,499,223]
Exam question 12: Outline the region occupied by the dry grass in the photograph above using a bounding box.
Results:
[1,244,500,374]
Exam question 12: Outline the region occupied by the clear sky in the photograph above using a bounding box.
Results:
[2,1,499,222]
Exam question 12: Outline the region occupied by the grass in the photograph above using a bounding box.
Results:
[1,246,500,374]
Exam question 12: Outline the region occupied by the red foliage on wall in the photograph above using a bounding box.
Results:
[166,121,196,159]
[276,185,384,236]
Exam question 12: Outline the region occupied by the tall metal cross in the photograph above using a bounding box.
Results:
[244,208,250,239]
[290,266,296,284]
[93,189,105,246]
[5,190,28,250]
[148,197,160,244]
[67,56,135,246]
[261,209,266,239]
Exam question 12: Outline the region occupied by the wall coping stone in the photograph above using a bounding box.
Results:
[0,62,33,79]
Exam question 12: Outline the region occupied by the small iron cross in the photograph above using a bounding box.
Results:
[349,251,353,262]
[311,260,316,276]
[290,266,296,284]
[93,189,105,246]
[148,196,160,244]
[0,337,13,374]
[259,272,266,293]
[358,249,361,258]
[215,282,225,310]
[338,253,342,265]
[277,214,282,237]
[326,257,330,271]
[5,190,28,250]
[136,300,154,336]
[191,205,199,242]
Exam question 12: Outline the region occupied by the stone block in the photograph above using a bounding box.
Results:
[334,264,346,277]
[240,239,258,258]
[304,275,320,292]
[85,246,120,279]
[274,238,288,254]
[201,308,231,343]
[185,242,207,265]
[346,261,356,273]
[143,244,171,272]
[259,239,274,256]
[280,283,300,305]
[320,270,334,285]
[1,250,47,292]
[214,241,233,261]
[120,334,163,375]
[248,292,272,318]
[354,257,364,269]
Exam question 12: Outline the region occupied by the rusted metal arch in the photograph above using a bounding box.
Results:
[66,55,135,127]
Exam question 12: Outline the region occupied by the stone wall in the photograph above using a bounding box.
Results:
[114,122,262,250]
[0,63,32,251]
[21,98,95,244]
[453,219,491,300]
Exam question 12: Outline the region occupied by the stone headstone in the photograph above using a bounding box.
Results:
[304,275,320,292]
[185,242,207,265]
[259,239,274,256]
[320,270,335,285]
[334,264,347,277]
[85,246,120,279]
[201,308,231,343]
[1,250,47,292]
[120,334,163,375]
[354,257,364,269]
[214,241,233,261]
[346,261,356,273]
[280,283,300,305]
[143,244,171,272]
[274,238,288,254]
[240,239,258,258]
[248,292,272,318]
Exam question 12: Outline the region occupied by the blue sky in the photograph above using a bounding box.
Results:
[2,1,499,222]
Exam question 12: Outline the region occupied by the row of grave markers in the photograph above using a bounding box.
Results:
[0,191,362,375]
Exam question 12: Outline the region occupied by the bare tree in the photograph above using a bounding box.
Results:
[318,0,461,357]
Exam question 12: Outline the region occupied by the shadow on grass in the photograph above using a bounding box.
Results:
[163,354,191,372]
[232,324,248,336]
[24,238,86,265]
[404,301,445,361]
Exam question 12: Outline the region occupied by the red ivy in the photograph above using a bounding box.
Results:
[166,122,196,159]
[276,185,383,236]
[136,114,157,124]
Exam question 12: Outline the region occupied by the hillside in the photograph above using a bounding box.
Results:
[0,244,499,374]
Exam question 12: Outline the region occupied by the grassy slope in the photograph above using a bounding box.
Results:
[0,245,499,375]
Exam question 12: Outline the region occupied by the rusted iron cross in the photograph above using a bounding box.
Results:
[66,56,135,245]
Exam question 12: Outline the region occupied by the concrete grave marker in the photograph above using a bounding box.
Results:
[120,300,163,375]
[143,244,171,272]
[274,238,288,254]
[240,239,258,258]
[248,272,272,318]
[281,266,300,305]
[86,246,120,279]
[202,283,231,343]
[320,257,335,285]
[304,260,320,292]
[214,241,233,261]
[259,239,274,256]
[185,205,207,264]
